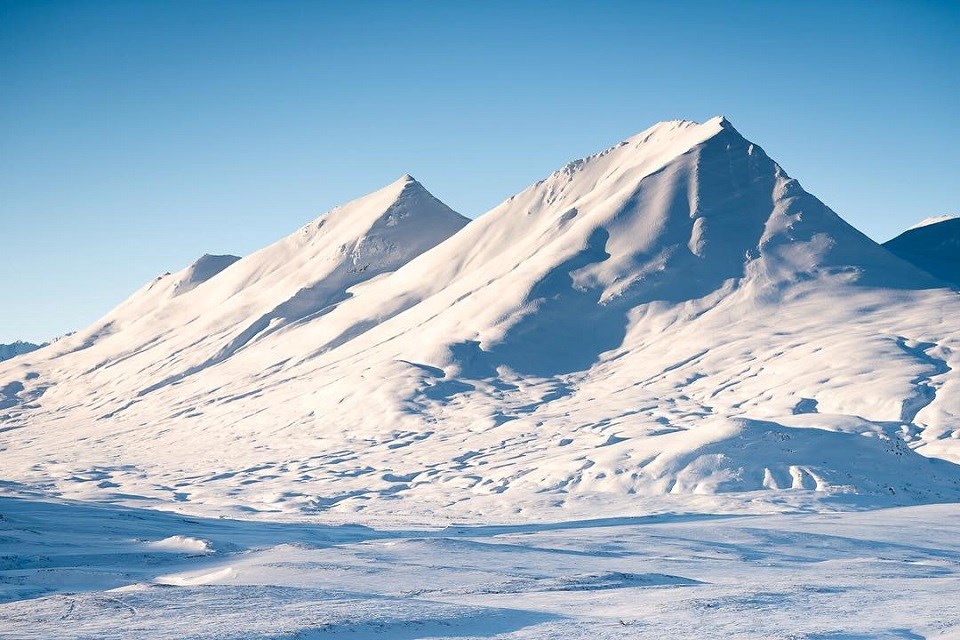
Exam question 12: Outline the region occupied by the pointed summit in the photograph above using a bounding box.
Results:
[392,174,440,202]
[319,174,465,235]
[707,114,734,128]
[381,173,419,195]
[546,117,748,201]
[625,115,731,145]
[375,172,428,196]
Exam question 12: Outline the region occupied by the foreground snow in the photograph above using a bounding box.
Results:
[0,493,958,639]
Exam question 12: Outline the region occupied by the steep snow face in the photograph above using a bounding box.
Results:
[2,119,960,520]
[883,216,960,286]
[255,117,934,378]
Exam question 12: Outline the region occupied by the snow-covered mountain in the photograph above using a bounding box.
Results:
[906,214,958,231]
[0,341,44,363]
[2,117,959,520]
[883,215,960,286]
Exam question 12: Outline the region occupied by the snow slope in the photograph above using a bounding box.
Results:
[884,215,960,286]
[0,174,467,416]
[1,118,959,520]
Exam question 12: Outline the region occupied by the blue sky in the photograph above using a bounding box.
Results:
[1,0,958,342]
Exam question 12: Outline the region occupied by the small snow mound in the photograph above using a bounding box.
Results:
[147,535,214,554]
[156,566,234,586]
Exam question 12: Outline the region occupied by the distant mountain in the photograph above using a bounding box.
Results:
[907,214,957,231]
[0,341,45,362]
[1,118,959,520]
[883,216,960,286]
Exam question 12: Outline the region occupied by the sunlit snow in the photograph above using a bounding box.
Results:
[2,117,959,638]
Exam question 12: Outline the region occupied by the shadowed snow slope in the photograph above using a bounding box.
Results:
[883,215,960,286]
[1,118,959,521]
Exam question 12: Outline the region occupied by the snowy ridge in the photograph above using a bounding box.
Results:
[1,118,959,521]
[906,214,958,230]
[20,174,468,403]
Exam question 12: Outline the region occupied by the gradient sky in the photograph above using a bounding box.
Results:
[1,0,958,342]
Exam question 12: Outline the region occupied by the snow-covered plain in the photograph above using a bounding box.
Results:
[1,117,960,637]
[2,494,959,639]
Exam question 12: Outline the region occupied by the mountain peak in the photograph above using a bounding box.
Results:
[537,116,750,213]
[308,174,449,233]
[612,116,742,169]
[386,173,426,194]
[707,114,733,127]
[366,175,467,233]
[358,173,438,213]
[629,115,734,141]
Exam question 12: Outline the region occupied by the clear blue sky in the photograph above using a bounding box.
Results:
[1,0,958,343]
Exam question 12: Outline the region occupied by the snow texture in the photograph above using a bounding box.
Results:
[2,119,960,520]
[3,117,959,520]
[1,495,959,638]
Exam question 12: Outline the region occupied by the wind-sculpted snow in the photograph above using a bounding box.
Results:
[1,117,960,521]
[2,495,959,638]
